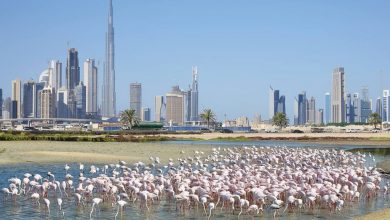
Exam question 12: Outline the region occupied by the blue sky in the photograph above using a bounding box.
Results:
[1,0,390,121]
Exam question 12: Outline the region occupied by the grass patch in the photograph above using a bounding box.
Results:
[369,137,390,141]
[0,132,174,143]
[0,148,6,154]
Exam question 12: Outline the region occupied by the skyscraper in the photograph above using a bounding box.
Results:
[184,89,192,122]
[268,86,279,119]
[360,87,371,123]
[102,0,116,117]
[324,92,331,124]
[66,48,80,90]
[84,59,98,116]
[277,95,286,115]
[75,82,86,119]
[376,97,382,118]
[142,107,151,121]
[166,86,185,125]
[48,60,62,91]
[130,83,142,119]
[297,92,307,125]
[11,79,22,118]
[23,81,37,118]
[57,87,69,118]
[2,97,11,119]
[0,88,2,119]
[383,90,390,123]
[316,109,324,125]
[331,67,345,123]
[35,82,45,118]
[39,86,56,118]
[307,97,316,124]
[190,66,199,121]
[154,96,164,122]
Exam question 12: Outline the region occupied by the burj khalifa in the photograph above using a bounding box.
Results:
[102,0,116,117]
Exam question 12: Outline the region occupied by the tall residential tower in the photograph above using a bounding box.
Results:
[102,0,116,117]
[331,67,345,123]
[130,83,142,119]
[190,66,199,121]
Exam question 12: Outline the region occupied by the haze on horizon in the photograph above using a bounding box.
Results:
[1,0,389,121]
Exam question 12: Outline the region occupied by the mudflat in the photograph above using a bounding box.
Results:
[0,141,213,165]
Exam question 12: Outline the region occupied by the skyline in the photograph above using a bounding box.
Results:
[1,1,390,121]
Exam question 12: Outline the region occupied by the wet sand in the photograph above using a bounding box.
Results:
[0,141,213,165]
[354,208,390,220]
[160,132,390,145]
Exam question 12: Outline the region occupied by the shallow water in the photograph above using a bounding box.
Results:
[0,142,389,219]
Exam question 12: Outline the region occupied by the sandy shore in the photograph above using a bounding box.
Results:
[0,141,213,165]
[160,132,390,141]
[354,208,390,220]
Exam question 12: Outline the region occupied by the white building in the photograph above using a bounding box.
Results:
[84,59,98,115]
[383,90,390,123]
[166,86,185,125]
[154,96,164,122]
[40,86,56,118]
[48,60,62,91]
[331,67,345,123]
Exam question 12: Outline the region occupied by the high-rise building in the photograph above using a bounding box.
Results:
[35,82,45,118]
[190,66,199,121]
[39,69,50,86]
[84,59,98,116]
[352,93,361,123]
[166,86,185,125]
[75,82,86,119]
[307,97,316,124]
[297,92,307,125]
[269,86,279,119]
[184,89,192,122]
[331,67,345,123]
[269,86,285,119]
[346,93,354,123]
[324,92,331,124]
[66,48,80,90]
[102,0,116,117]
[376,97,382,118]
[316,109,324,125]
[277,95,286,115]
[11,79,22,118]
[360,87,371,123]
[383,90,390,123]
[0,88,2,119]
[23,81,37,118]
[142,107,151,121]
[39,86,56,118]
[57,87,69,118]
[293,98,299,125]
[2,97,11,119]
[154,96,164,122]
[49,60,62,90]
[130,83,142,119]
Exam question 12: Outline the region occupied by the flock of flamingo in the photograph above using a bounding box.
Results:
[2,146,390,219]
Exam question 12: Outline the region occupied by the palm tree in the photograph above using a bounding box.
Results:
[369,112,381,129]
[272,112,289,129]
[120,109,140,130]
[200,109,216,128]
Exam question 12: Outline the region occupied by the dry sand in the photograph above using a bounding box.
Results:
[0,141,213,165]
